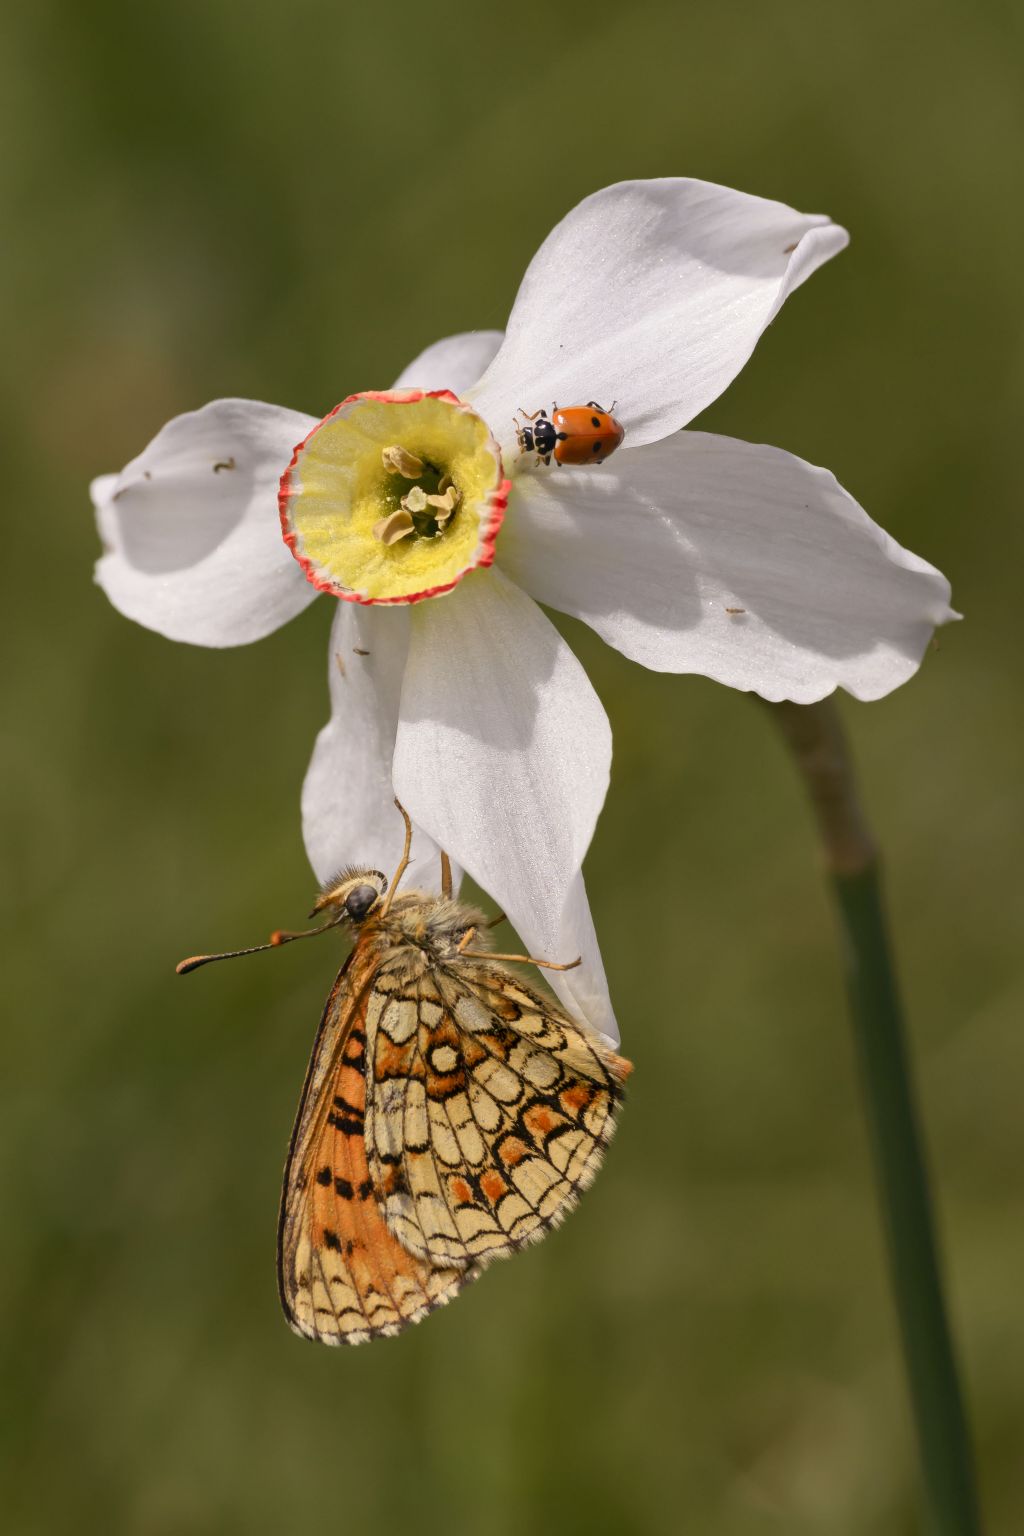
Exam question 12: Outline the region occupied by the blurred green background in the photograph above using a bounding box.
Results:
[3,1,1021,1532]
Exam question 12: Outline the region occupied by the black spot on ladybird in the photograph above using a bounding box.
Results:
[591,416,601,428]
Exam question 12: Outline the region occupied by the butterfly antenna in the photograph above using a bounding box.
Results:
[176,917,343,975]
[379,799,414,917]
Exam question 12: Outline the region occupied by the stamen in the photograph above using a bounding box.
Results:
[373,508,416,545]
[401,485,429,514]
[398,481,462,537]
[382,444,425,478]
[428,484,460,529]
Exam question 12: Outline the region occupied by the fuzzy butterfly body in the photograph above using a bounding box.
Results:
[276,875,632,1346]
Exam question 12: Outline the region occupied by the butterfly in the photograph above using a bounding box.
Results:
[178,802,632,1345]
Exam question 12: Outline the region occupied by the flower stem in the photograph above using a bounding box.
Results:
[766,699,982,1536]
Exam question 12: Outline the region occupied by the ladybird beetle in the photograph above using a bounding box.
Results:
[514,401,625,467]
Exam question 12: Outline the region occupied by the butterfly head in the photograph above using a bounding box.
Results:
[311,868,389,927]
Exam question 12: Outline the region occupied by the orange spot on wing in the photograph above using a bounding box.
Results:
[559,1084,592,1115]
[460,1035,488,1068]
[376,1036,415,1077]
[480,1170,507,1203]
[525,1105,559,1137]
[498,1136,529,1168]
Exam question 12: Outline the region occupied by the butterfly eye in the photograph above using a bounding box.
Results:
[345,884,381,921]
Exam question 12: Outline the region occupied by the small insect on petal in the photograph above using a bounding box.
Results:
[514,402,625,467]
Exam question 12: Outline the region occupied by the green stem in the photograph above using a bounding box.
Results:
[767,700,982,1536]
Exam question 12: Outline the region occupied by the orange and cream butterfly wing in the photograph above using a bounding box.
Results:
[277,945,478,1346]
[364,959,632,1271]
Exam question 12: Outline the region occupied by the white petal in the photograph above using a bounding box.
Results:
[467,178,847,452]
[91,474,120,553]
[93,399,318,647]
[303,602,454,892]
[391,330,504,394]
[550,870,618,1048]
[500,432,956,704]
[392,569,618,1042]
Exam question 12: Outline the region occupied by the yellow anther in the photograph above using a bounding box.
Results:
[372,508,416,545]
[398,482,461,534]
[426,484,460,529]
[382,444,425,478]
[400,485,429,514]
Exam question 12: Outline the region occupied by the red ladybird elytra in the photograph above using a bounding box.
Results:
[514,401,625,467]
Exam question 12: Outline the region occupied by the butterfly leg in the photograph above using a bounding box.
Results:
[461,947,582,973]
[380,798,415,917]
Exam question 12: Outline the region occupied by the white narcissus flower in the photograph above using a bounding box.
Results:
[91,178,956,1047]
